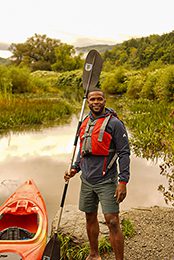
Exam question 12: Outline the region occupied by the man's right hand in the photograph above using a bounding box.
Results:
[64,168,77,182]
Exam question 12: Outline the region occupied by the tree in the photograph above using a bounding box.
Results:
[52,43,83,72]
[102,31,174,70]
[9,34,61,71]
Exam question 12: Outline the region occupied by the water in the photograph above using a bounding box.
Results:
[0,50,12,58]
[0,116,168,233]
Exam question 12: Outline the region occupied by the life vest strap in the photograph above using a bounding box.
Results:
[81,118,97,155]
[107,153,118,169]
[98,114,112,142]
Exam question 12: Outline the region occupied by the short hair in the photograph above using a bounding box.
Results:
[87,87,105,98]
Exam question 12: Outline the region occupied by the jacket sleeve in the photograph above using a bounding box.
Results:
[72,150,81,172]
[112,119,130,183]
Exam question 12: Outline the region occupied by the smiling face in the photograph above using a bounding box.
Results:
[87,90,106,117]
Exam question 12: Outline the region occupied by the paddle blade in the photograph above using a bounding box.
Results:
[42,233,60,260]
[82,49,103,92]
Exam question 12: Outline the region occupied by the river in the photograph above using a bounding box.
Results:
[0,115,168,233]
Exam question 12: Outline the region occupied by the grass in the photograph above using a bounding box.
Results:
[57,218,135,259]
[58,234,111,260]
[121,218,135,238]
[0,96,78,135]
[125,99,174,160]
[107,96,174,161]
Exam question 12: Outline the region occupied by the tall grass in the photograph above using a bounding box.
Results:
[0,97,75,135]
[107,96,174,162]
[125,99,174,161]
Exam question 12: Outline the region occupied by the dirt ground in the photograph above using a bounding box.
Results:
[103,206,174,260]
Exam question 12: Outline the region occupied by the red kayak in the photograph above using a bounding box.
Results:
[0,179,48,260]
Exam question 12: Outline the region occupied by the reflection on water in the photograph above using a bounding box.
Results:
[0,116,169,232]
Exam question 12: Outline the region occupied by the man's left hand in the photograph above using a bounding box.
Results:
[114,183,127,203]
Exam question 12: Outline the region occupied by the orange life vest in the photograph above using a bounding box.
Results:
[79,114,112,156]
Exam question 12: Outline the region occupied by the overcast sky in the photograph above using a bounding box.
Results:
[0,0,174,47]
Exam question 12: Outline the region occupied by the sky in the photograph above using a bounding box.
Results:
[0,0,174,48]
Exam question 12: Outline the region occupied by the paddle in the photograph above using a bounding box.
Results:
[41,49,103,260]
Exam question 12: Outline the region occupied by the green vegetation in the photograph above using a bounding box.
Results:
[9,34,83,72]
[123,99,174,160]
[121,218,135,238]
[0,67,83,135]
[101,67,128,94]
[107,96,174,162]
[101,64,174,101]
[0,97,74,135]
[158,160,174,207]
[102,31,174,70]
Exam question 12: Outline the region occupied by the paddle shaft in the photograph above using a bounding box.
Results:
[56,53,97,233]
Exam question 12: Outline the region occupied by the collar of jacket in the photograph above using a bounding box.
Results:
[89,107,114,120]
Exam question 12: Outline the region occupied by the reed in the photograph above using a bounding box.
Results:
[0,96,76,135]
[125,98,174,161]
[107,96,174,162]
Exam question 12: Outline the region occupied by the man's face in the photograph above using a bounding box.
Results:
[87,91,106,116]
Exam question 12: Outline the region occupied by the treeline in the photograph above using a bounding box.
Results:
[0,31,173,101]
[0,31,174,104]
[103,31,174,70]
[1,31,174,72]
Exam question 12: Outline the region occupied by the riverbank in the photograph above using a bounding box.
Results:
[104,206,174,260]
[52,205,174,260]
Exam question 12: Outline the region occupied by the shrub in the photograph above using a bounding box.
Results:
[140,71,158,99]
[102,68,128,94]
[154,65,174,101]
[8,66,32,93]
[0,65,12,98]
[126,73,145,99]
[56,70,83,102]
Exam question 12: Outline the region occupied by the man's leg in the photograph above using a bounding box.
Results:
[104,213,124,260]
[85,212,101,259]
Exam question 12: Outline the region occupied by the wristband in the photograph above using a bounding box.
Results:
[119,181,127,185]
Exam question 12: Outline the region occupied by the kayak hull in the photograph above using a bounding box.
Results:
[0,179,48,260]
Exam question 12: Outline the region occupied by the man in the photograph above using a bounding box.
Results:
[64,88,130,260]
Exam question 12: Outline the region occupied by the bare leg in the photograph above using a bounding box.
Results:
[85,212,101,259]
[104,213,124,260]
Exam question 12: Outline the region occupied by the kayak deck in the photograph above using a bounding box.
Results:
[0,180,48,259]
